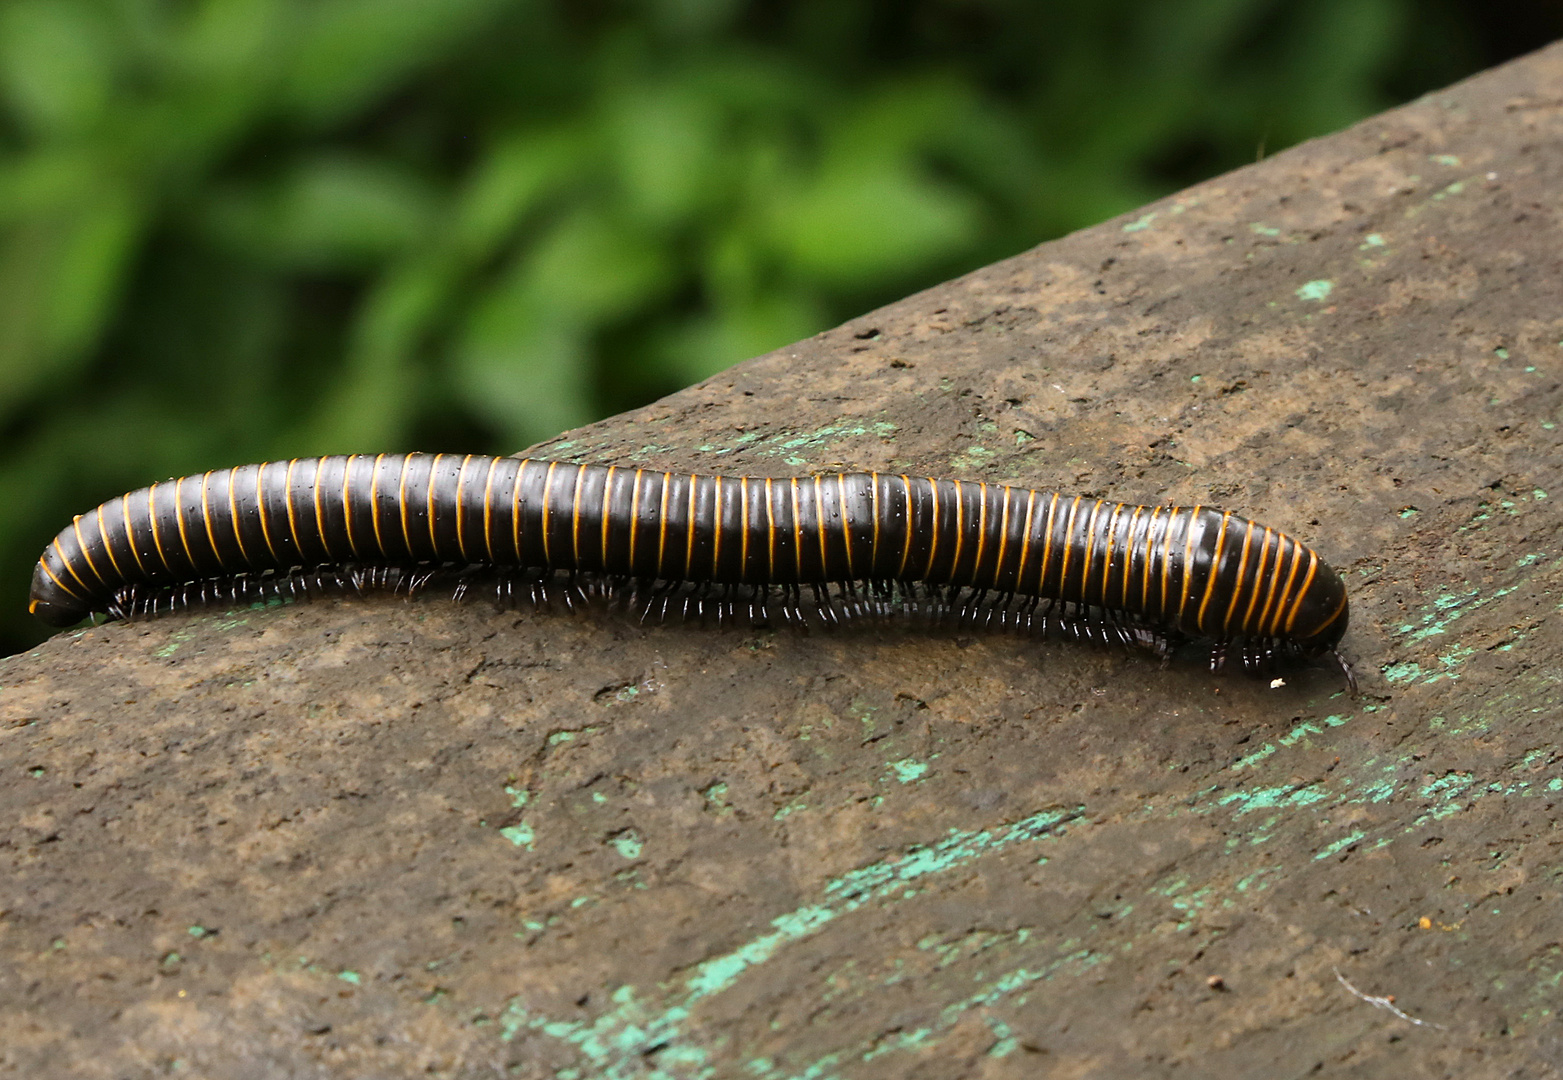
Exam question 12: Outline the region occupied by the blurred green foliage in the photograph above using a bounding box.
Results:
[0,0,1535,651]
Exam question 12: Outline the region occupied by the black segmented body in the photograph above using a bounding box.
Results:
[28,453,1352,684]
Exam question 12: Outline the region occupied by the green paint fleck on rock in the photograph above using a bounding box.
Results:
[154,629,195,658]
[1296,279,1333,302]
[610,831,643,859]
[1382,661,1424,683]
[1314,830,1366,860]
[501,824,535,849]
[1122,211,1157,232]
[888,758,930,784]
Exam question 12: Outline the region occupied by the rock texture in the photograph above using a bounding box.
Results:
[5,43,1563,1080]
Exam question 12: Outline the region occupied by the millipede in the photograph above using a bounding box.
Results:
[27,453,1354,689]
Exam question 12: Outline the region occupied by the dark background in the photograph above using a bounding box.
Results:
[2,0,1559,655]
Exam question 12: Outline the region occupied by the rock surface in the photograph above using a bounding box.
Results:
[5,43,1563,1080]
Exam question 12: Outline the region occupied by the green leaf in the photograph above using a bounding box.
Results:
[522,209,673,322]
[0,193,141,417]
[285,0,509,125]
[604,83,723,228]
[0,1,114,136]
[201,156,439,270]
[450,207,672,445]
[455,293,594,448]
[451,128,586,261]
[766,154,980,290]
[177,0,289,82]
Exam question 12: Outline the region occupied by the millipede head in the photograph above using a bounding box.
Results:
[28,559,95,627]
[1288,557,1351,658]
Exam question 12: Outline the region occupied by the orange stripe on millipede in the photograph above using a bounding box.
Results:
[482,456,500,563]
[1139,506,1161,613]
[571,463,587,568]
[541,461,558,566]
[971,482,988,587]
[42,545,85,599]
[368,453,387,558]
[315,460,336,561]
[764,478,776,580]
[123,498,149,577]
[197,472,225,572]
[657,473,671,577]
[950,483,966,582]
[791,479,805,579]
[628,469,643,571]
[839,475,855,578]
[1157,507,1178,618]
[1175,505,1202,623]
[225,468,250,565]
[397,456,415,559]
[868,474,880,577]
[425,454,443,559]
[95,505,126,580]
[897,476,915,578]
[1120,506,1142,610]
[72,515,108,585]
[512,460,527,562]
[172,476,197,570]
[685,473,699,579]
[711,476,723,577]
[1015,489,1036,593]
[601,466,615,567]
[341,455,360,558]
[362,453,384,556]
[739,477,751,580]
[1099,503,1124,607]
[453,455,473,561]
[1195,512,1231,633]
[1283,550,1320,634]
[922,479,941,580]
[146,483,176,574]
[1240,528,1275,634]
[52,534,91,593]
[813,476,829,576]
[284,461,305,559]
[1034,493,1061,595]
[992,486,1011,591]
[1260,539,1293,636]
[1077,500,1104,603]
[255,466,280,562]
[1056,496,1083,600]
[1221,521,1255,635]
[1308,589,1349,638]
[1252,537,1288,636]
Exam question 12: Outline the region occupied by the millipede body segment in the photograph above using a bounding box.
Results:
[29,453,1352,684]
